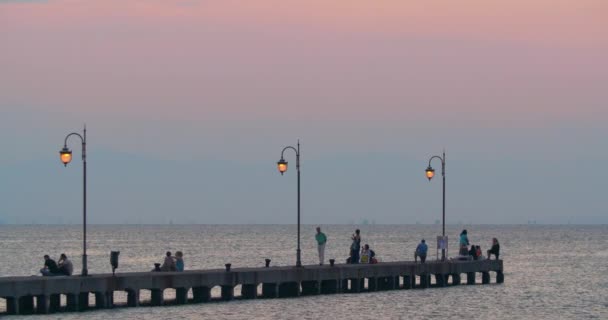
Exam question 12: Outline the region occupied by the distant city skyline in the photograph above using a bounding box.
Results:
[1,1,606,225]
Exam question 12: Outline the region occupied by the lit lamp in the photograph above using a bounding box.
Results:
[277,141,302,267]
[277,159,288,175]
[59,126,88,276]
[60,147,73,166]
[425,152,446,261]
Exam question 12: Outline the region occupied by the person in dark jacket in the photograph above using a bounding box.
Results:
[487,238,500,260]
[469,245,478,260]
[40,255,62,276]
[350,229,361,264]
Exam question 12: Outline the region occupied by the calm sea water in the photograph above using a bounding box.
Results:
[0,224,606,319]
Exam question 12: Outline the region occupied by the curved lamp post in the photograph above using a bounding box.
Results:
[59,126,88,276]
[426,151,446,261]
[277,140,301,267]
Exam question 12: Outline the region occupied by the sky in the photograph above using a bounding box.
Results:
[0,0,607,224]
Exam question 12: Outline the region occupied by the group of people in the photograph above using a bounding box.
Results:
[40,229,499,276]
[346,229,378,264]
[315,227,500,266]
[315,227,377,265]
[40,254,73,276]
[459,230,500,260]
[157,251,185,272]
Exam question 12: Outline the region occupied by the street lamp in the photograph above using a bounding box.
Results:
[59,125,88,276]
[426,151,446,261]
[277,140,301,267]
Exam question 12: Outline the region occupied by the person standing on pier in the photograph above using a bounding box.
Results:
[315,227,327,265]
[459,230,470,256]
[350,229,361,264]
[415,239,428,263]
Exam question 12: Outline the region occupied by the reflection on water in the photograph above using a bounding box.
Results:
[0,225,606,319]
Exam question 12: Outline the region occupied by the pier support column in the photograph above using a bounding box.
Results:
[19,295,35,314]
[321,280,338,294]
[262,283,278,298]
[420,275,429,289]
[95,292,112,309]
[50,294,61,312]
[451,274,461,286]
[342,279,361,293]
[482,272,490,284]
[127,289,139,307]
[241,284,257,299]
[301,281,319,295]
[35,295,50,314]
[496,271,504,284]
[192,287,211,303]
[79,293,89,310]
[435,274,446,287]
[278,282,300,297]
[367,278,377,291]
[378,277,392,291]
[380,277,396,290]
[467,272,476,285]
[176,288,188,305]
[403,276,412,289]
[151,289,164,306]
[221,286,234,301]
[6,297,19,315]
[66,293,80,312]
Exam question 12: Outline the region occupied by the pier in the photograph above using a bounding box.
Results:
[0,260,503,315]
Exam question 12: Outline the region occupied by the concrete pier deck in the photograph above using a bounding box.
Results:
[0,259,503,315]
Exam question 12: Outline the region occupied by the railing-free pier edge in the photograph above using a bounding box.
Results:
[0,260,503,315]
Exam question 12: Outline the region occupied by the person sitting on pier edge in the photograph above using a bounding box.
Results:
[459,229,470,256]
[175,251,184,272]
[58,253,73,276]
[359,244,376,264]
[369,245,377,264]
[415,239,428,263]
[161,251,176,271]
[475,245,482,259]
[487,238,500,260]
[469,244,479,260]
[40,255,62,276]
[350,229,361,264]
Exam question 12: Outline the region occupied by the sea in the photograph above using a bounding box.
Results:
[0,224,606,319]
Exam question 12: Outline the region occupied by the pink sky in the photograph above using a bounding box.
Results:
[1,0,606,124]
